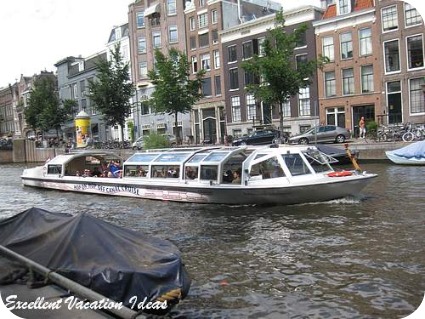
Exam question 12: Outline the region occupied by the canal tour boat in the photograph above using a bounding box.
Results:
[21,145,377,205]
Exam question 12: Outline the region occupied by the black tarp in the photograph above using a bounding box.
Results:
[0,207,190,312]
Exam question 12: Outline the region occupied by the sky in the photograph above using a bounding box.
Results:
[0,0,423,87]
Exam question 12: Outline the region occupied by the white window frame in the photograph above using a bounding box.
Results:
[359,28,372,56]
[201,53,211,71]
[406,34,424,70]
[189,17,196,31]
[381,5,398,32]
[340,32,353,60]
[213,50,220,69]
[231,96,241,122]
[409,78,425,114]
[246,94,256,121]
[361,65,374,94]
[153,32,161,48]
[383,39,400,74]
[342,68,354,95]
[211,9,218,24]
[138,37,146,53]
[136,11,145,28]
[198,12,208,29]
[404,3,422,27]
[139,61,148,78]
[298,87,310,116]
[325,71,336,97]
[169,26,178,43]
[322,36,334,62]
[167,0,177,15]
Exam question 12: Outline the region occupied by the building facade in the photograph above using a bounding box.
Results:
[376,0,425,126]
[55,52,108,142]
[128,0,189,140]
[185,0,282,144]
[221,5,323,138]
[314,0,382,135]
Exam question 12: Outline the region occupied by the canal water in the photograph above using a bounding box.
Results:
[0,163,424,319]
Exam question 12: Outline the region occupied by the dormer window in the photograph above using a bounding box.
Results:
[337,0,350,15]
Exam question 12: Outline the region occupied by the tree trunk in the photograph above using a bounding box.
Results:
[174,111,180,144]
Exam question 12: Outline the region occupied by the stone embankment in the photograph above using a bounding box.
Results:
[0,138,411,164]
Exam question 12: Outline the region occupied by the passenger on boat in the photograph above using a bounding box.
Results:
[92,167,102,177]
[185,167,197,179]
[232,168,242,184]
[108,160,121,178]
[223,170,233,183]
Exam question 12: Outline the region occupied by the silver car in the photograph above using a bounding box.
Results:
[289,125,350,144]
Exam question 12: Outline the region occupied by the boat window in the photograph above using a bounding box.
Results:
[185,166,198,180]
[124,165,148,177]
[281,154,311,176]
[222,153,245,183]
[151,165,180,178]
[155,153,191,163]
[249,156,285,179]
[85,156,101,165]
[200,165,218,180]
[303,150,333,173]
[203,152,228,162]
[47,165,62,175]
[126,153,159,163]
[187,154,208,163]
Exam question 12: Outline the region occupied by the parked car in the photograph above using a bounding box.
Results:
[163,134,177,146]
[132,136,145,150]
[288,125,350,144]
[232,129,285,146]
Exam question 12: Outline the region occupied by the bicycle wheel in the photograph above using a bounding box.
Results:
[402,132,414,142]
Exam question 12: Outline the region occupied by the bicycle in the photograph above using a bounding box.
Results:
[402,124,425,142]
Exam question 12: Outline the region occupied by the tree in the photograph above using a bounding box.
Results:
[147,48,205,143]
[25,76,71,137]
[88,44,134,142]
[242,10,328,138]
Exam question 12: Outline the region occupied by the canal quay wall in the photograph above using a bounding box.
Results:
[0,138,408,164]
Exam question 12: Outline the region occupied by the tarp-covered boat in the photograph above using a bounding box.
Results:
[385,141,425,165]
[0,207,191,314]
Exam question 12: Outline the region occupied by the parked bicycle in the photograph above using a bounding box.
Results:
[402,123,425,142]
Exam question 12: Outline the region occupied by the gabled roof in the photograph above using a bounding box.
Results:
[322,3,336,19]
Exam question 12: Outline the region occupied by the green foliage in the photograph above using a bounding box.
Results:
[127,120,134,141]
[366,120,378,133]
[88,44,134,140]
[147,48,205,141]
[25,76,72,136]
[143,132,169,149]
[242,10,328,133]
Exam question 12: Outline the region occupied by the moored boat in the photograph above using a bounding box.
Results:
[385,141,425,165]
[0,207,190,315]
[21,145,377,205]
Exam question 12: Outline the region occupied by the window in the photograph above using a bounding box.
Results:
[387,81,402,124]
[282,101,291,117]
[340,32,353,59]
[138,37,146,53]
[296,54,307,70]
[361,65,374,93]
[246,94,256,120]
[258,37,265,56]
[153,32,161,48]
[198,13,208,29]
[342,68,354,95]
[136,11,145,28]
[167,0,176,15]
[212,29,218,44]
[243,41,254,59]
[325,71,336,97]
[322,36,334,61]
[190,36,196,50]
[407,35,424,69]
[198,33,209,47]
[409,78,425,114]
[228,45,237,62]
[189,17,196,31]
[231,96,241,122]
[214,75,221,95]
[384,40,400,72]
[191,56,198,73]
[326,107,345,127]
[405,3,422,27]
[199,0,205,6]
[244,71,258,86]
[169,26,178,43]
[211,10,218,24]
[139,62,148,78]
[382,6,398,31]
[295,30,306,47]
[298,87,310,116]
[213,50,220,69]
[201,53,211,70]
[202,78,212,96]
[359,28,372,56]
[337,0,350,15]
[229,68,239,90]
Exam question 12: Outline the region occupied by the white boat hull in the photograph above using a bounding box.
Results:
[21,174,376,205]
[385,151,425,165]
